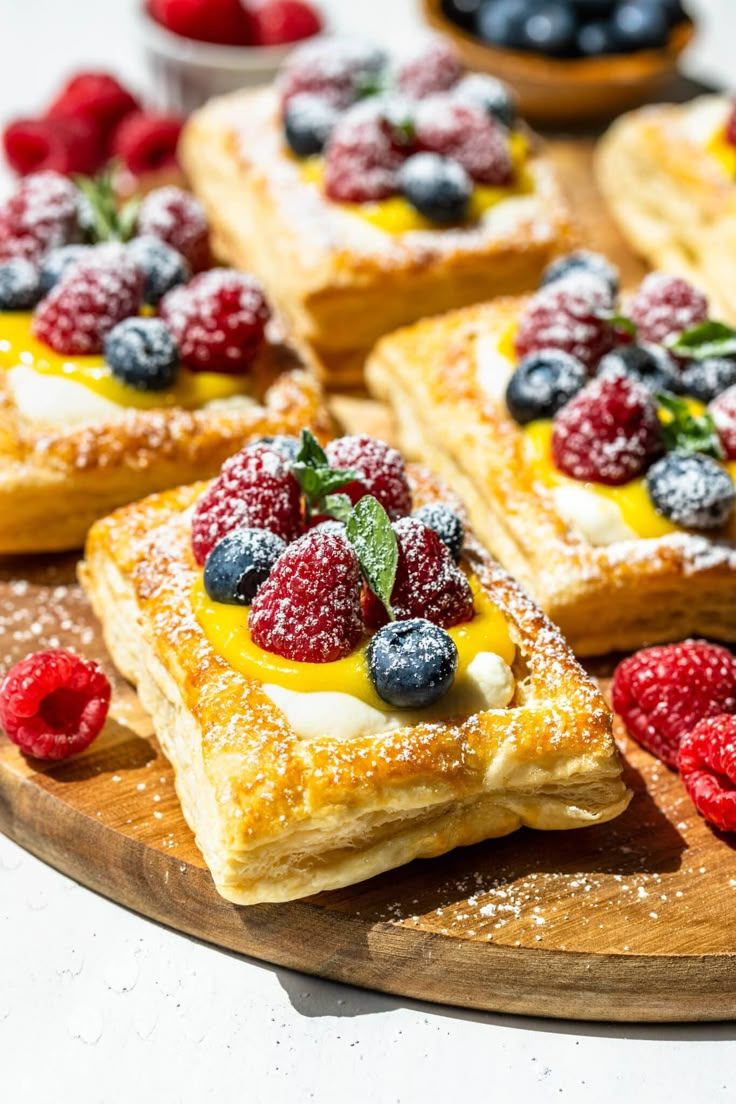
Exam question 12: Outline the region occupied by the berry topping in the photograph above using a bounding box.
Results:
[0,259,43,311]
[0,172,82,266]
[681,357,736,404]
[368,619,458,709]
[711,385,736,460]
[45,71,140,138]
[541,250,619,298]
[283,93,339,157]
[363,517,474,630]
[552,375,663,486]
[646,450,735,530]
[278,38,387,110]
[3,115,104,177]
[111,112,184,176]
[255,434,301,464]
[160,268,270,374]
[252,0,323,46]
[505,349,587,425]
[249,529,364,663]
[415,96,513,186]
[203,528,287,606]
[39,244,90,294]
[105,317,180,392]
[136,186,210,272]
[514,277,616,372]
[0,650,111,761]
[453,73,517,130]
[191,442,301,564]
[679,716,736,834]
[323,104,405,203]
[627,273,709,347]
[521,3,577,55]
[147,0,254,45]
[397,37,464,99]
[412,503,464,562]
[32,243,143,355]
[127,235,189,305]
[398,153,471,224]
[612,640,736,769]
[324,435,412,519]
[597,343,682,394]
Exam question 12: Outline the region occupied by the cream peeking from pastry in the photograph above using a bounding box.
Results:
[179,34,574,388]
[79,429,628,905]
[0,170,329,555]
[366,252,736,656]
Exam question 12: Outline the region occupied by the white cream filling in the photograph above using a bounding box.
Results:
[681,97,731,149]
[552,484,637,546]
[262,651,515,741]
[475,332,515,403]
[7,365,124,426]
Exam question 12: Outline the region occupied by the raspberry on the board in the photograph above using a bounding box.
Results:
[678,715,736,833]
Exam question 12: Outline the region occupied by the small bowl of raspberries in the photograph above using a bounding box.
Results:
[140,0,326,114]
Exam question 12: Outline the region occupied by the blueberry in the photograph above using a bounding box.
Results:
[203,528,287,606]
[39,245,90,294]
[127,235,189,306]
[597,343,681,393]
[612,2,669,49]
[256,434,301,463]
[573,0,615,13]
[0,259,43,310]
[541,250,619,296]
[505,350,587,424]
[441,0,484,30]
[105,317,180,392]
[521,3,578,56]
[646,450,735,530]
[577,18,621,55]
[284,93,339,158]
[681,358,736,404]
[454,73,517,129]
[398,153,471,225]
[476,0,532,49]
[367,618,458,709]
[412,503,465,562]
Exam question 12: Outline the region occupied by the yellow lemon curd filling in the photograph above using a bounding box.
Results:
[707,125,736,178]
[299,131,532,235]
[192,574,515,713]
[0,311,253,410]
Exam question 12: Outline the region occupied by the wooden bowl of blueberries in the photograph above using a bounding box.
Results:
[423,0,695,124]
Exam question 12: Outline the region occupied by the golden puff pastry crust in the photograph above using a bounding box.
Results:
[179,88,576,389]
[595,95,736,322]
[366,297,736,656]
[80,469,628,905]
[0,341,331,556]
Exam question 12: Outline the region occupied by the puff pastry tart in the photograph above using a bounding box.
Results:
[596,95,736,321]
[0,172,329,555]
[367,251,736,656]
[80,429,628,905]
[179,35,574,389]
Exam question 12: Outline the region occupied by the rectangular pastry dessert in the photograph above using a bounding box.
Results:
[179,35,574,388]
[366,251,736,656]
[80,428,628,905]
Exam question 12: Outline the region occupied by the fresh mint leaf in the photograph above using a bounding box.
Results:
[322,494,354,524]
[291,429,358,519]
[667,320,736,361]
[75,164,138,243]
[346,496,398,620]
[656,392,724,459]
[607,312,638,337]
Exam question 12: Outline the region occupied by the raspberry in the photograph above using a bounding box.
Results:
[397,37,464,99]
[160,269,270,373]
[32,243,143,355]
[627,272,709,346]
[612,640,736,768]
[252,0,323,45]
[278,38,387,110]
[249,530,363,662]
[679,716,736,833]
[0,650,111,761]
[710,385,736,460]
[727,104,736,149]
[112,112,184,176]
[363,517,474,630]
[324,435,412,519]
[136,186,210,272]
[0,171,82,265]
[552,375,662,486]
[191,442,301,564]
[323,104,405,203]
[3,115,105,177]
[45,71,140,141]
[514,276,616,371]
[415,96,512,186]
[147,0,254,45]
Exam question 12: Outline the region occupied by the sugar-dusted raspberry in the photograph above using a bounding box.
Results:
[191,442,301,564]
[612,640,736,768]
[278,37,387,110]
[252,0,323,46]
[112,112,184,176]
[0,171,82,266]
[0,650,111,761]
[363,517,474,630]
[710,385,736,460]
[414,95,512,186]
[3,115,105,178]
[514,275,616,372]
[249,529,363,662]
[397,36,464,99]
[679,715,736,833]
[324,435,412,519]
[160,268,270,373]
[323,103,405,203]
[552,375,662,486]
[136,186,210,272]
[45,71,140,138]
[32,243,143,355]
[627,272,709,346]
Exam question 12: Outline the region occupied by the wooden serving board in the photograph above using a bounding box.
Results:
[2,139,736,1023]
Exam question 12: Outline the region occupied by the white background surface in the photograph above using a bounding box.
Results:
[2,2,736,1101]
